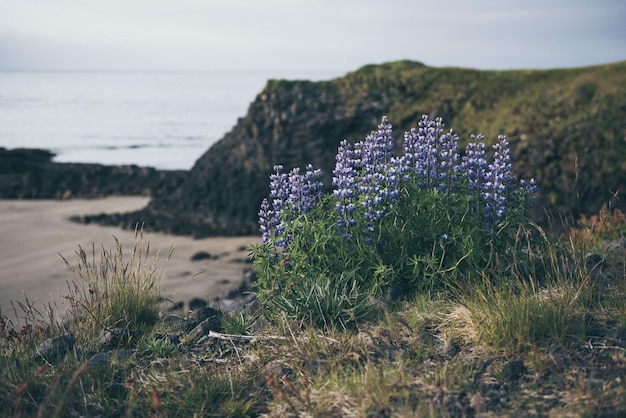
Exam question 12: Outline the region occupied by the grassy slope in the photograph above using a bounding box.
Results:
[268,60,626,217]
[342,60,626,217]
[1,214,625,416]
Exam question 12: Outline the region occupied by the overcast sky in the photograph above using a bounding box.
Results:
[0,0,624,74]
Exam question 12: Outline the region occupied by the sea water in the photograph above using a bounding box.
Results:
[0,71,339,170]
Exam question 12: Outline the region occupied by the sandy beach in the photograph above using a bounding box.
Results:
[0,197,260,323]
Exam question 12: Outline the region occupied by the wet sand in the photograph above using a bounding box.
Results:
[0,197,260,323]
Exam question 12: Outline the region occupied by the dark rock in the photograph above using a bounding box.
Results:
[244,269,258,283]
[98,328,144,350]
[154,333,181,346]
[87,349,133,367]
[157,314,189,331]
[0,147,185,200]
[186,316,223,341]
[501,359,526,382]
[188,298,208,310]
[226,279,252,300]
[585,252,603,273]
[191,251,212,261]
[193,306,223,325]
[36,333,75,361]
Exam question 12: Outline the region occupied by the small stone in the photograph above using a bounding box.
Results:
[157,314,189,331]
[193,306,223,324]
[501,359,526,382]
[191,251,212,261]
[244,269,257,283]
[36,334,75,361]
[188,297,208,310]
[87,350,133,367]
[186,316,223,341]
[99,328,143,350]
[155,333,181,346]
[264,359,292,378]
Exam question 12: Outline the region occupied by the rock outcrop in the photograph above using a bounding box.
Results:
[144,60,626,236]
[0,147,185,199]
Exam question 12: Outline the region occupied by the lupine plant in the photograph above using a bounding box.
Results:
[251,115,537,327]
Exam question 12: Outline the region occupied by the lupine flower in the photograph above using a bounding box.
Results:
[482,135,514,228]
[286,164,323,215]
[356,116,401,242]
[258,197,273,243]
[461,137,489,217]
[259,163,323,247]
[461,137,488,192]
[333,139,359,237]
[402,115,460,193]
[518,177,538,211]
[436,129,461,193]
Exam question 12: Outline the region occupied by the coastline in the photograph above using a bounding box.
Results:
[0,197,260,323]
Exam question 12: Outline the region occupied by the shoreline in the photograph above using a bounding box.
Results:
[0,197,260,323]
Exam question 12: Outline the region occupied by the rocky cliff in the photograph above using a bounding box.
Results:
[137,60,625,236]
[0,148,185,199]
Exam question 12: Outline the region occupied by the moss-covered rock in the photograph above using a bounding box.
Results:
[145,60,626,236]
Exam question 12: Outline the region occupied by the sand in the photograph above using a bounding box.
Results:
[0,197,260,323]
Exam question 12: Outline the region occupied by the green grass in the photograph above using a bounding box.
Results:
[1,213,625,416]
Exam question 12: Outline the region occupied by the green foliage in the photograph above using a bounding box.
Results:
[460,276,588,351]
[138,336,178,358]
[222,310,257,335]
[252,120,536,328]
[61,229,167,334]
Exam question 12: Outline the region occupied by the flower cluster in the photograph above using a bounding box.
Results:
[401,115,461,194]
[482,135,514,224]
[356,117,401,240]
[259,115,537,248]
[332,140,359,236]
[258,164,323,246]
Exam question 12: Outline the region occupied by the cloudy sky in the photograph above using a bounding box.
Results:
[0,0,624,74]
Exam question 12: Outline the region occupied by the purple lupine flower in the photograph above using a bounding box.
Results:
[258,197,273,243]
[517,177,538,211]
[267,165,290,246]
[356,116,400,242]
[461,137,489,219]
[482,135,514,228]
[519,178,538,195]
[333,139,359,237]
[401,115,461,194]
[259,163,323,248]
[436,129,461,194]
[461,137,488,192]
[401,128,419,181]
[332,117,400,241]
[406,115,439,189]
[286,164,324,215]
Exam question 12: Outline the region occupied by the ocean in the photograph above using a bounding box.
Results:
[0,71,340,170]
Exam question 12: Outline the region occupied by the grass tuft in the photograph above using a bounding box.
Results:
[61,227,168,335]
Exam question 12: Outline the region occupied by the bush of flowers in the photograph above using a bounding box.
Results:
[251,115,537,327]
